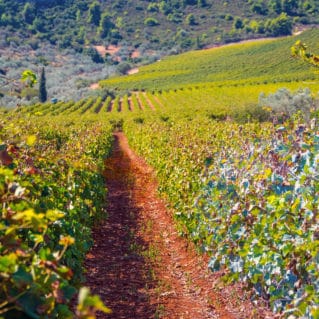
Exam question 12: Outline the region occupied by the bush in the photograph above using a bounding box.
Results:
[185,14,196,25]
[117,62,132,75]
[233,104,271,123]
[265,13,292,36]
[147,3,159,12]
[259,88,317,122]
[144,17,159,27]
[21,87,38,101]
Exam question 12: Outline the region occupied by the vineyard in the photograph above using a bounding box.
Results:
[1,30,319,319]
[100,28,319,91]
[8,80,319,119]
[0,114,113,317]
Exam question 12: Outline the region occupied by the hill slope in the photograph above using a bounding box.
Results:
[100,28,319,91]
[1,0,319,59]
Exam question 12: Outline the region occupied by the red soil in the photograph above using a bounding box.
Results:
[134,93,144,111]
[142,92,155,110]
[84,133,274,319]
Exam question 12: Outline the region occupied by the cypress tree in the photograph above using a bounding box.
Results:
[39,67,47,103]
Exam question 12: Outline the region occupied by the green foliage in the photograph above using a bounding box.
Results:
[268,0,282,14]
[185,14,196,26]
[100,29,319,91]
[122,104,319,317]
[87,1,101,26]
[1,0,318,53]
[117,62,132,75]
[22,2,35,24]
[77,287,111,317]
[250,0,268,15]
[291,40,319,68]
[197,121,319,316]
[84,47,104,64]
[144,17,159,27]
[197,0,206,7]
[20,87,38,101]
[98,13,114,38]
[265,13,292,36]
[0,115,113,317]
[147,3,159,12]
[233,17,244,29]
[281,0,299,15]
[2,26,319,319]
[21,70,37,88]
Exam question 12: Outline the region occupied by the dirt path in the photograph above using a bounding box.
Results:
[134,93,144,110]
[107,100,114,112]
[142,92,156,110]
[85,133,272,319]
[128,97,134,111]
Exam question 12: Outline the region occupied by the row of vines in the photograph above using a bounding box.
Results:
[10,92,157,117]
[123,107,319,318]
[0,112,113,318]
[10,80,319,122]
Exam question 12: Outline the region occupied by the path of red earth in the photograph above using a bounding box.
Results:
[134,93,144,110]
[84,133,273,319]
[154,96,165,108]
[107,100,114,112]
[127,97,134,111]
[142,92,156,110]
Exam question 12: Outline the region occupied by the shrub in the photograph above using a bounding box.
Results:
[259,88,317,122]
[144,17,159,27]
[147,3,159,12]
[116,62,132,75]
[185,14,196,25]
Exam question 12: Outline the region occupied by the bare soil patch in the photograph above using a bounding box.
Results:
[90,83,100,90]
[94,45,121,56]
[131,50,140,59]
[84,133,273,319]
[128,97,134,111]
[134,93,144,110]
[127,68,139,75]
[107,100,114,112]
[142,92,155,110]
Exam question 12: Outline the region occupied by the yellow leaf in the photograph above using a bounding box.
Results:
[26,135,37,146]
[46,210,65,222]
[59,235,75,246]
[265,168,272,178]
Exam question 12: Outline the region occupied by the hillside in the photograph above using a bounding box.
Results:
[100,28,319,91]
[1,0,319,60]
[1,0,319,106]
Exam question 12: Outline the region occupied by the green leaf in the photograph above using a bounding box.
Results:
[0,253,17,273]
[12,268,33,288]
[55,304,73,319]
[281,243,293,257]
[61,284,77,301]
[18,293,41,319]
